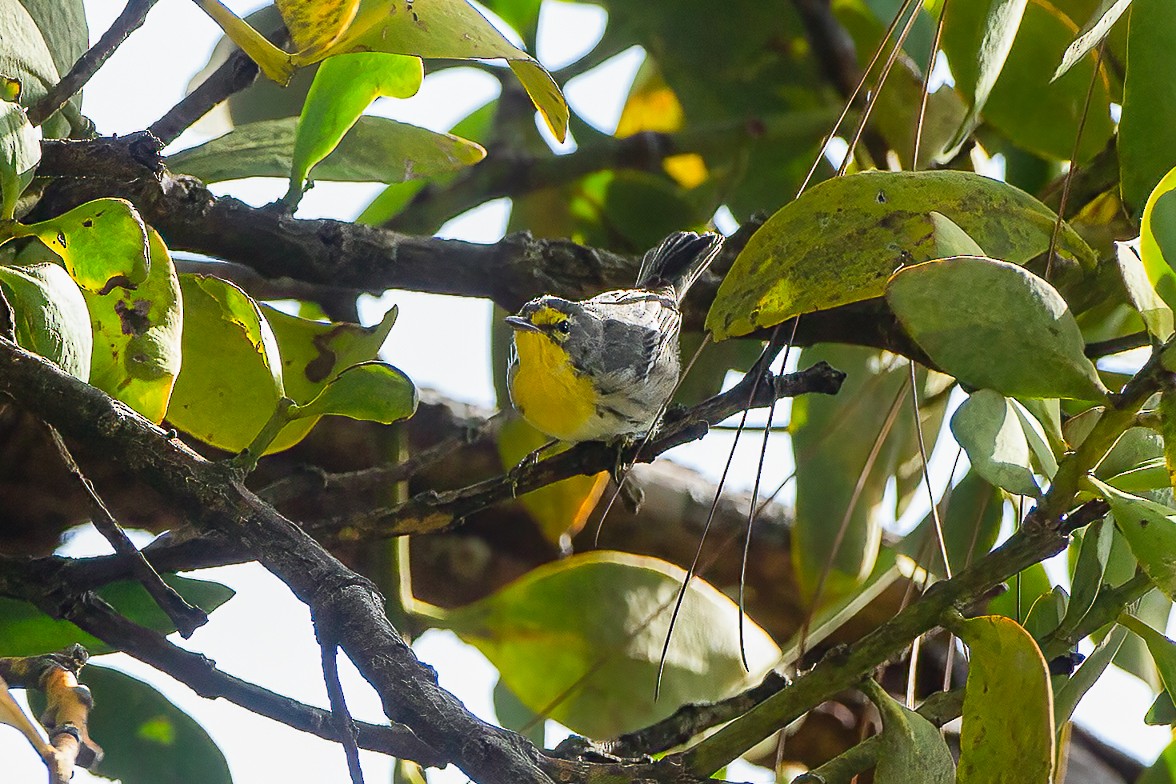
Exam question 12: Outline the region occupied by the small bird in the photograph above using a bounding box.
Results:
[505,231,724,445]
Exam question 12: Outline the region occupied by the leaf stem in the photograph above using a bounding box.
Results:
[232,397,296,473]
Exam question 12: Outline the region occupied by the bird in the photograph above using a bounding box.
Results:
[504,231,724,446]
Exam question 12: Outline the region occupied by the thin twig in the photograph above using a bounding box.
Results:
[28,0,160,127]
[319,638,365,784]
[44,424,207,637]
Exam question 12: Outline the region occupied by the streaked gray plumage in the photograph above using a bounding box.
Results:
[506,231,723,442]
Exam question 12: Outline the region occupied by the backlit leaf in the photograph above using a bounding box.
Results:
[0,575,234,657]
[1119,612,1176,726]
[898,471,1004,579]
[81,666,231,784]
[439,551,781,738]
[84,228,183,424]
[497,416,608,546]
[166,275,285,452]
[276,0,359,57]
[1053,623,1127,725]
[285,51,422,206]
[1140,166,1176,308]
[886,256,1108,400]
[293,360,417,423]
[706,171,1096,340]
[15,198,149,291]
[327,0,568,141]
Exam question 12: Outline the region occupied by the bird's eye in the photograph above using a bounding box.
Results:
[556,320,572,334]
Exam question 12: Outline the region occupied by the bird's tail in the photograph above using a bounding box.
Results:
[634,231,724,303]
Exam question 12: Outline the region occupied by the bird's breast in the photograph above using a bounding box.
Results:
[509,332,598,441]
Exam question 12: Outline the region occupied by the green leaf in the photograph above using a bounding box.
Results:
[0,575,234,657]
[166,275,285,452]
[1114,240,1174,339]
[492,678,545,748]
[898,471,1004,578]
[332,0,569,141]
[1023,585,1067,641]
[886,256,1108,400]
[861,679,954,783]
[83,228,183,424]
[1140,166,1176,309]
[1087,476,1176,600]
[951,390,1040,497]
[1062,518,1114,632]
[284,51,424,206]
[261,302,399,452]
[0,98,39,219]
[0,262,91,380]
[438,551,781,738]
[987,562,1052,620]
[15,198,150,291]
[954,615,1055,784]
[276,0,359,57]
[1120,0,1176,211]
[1119,612,1176,723]
[1010,398,1059,478]
[168,115,485,185]
[1147,690,1176,726]
[1104,457,1170,493]
[293,360,417,423]
[0,0,65,134]
[81,666,232,784]
[705,170,1096,340]
[790,345,905,601]
[942,0,1028,153]
[945,0,1114,161]
[1053,623,1127,725]
[1054,0,1132,80]
[18,0,88,88]
[929,211,986,257]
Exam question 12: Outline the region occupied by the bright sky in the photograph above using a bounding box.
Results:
[2,2,1170,782]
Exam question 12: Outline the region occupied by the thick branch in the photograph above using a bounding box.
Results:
[0,338,551,784]
[33,135,925,356]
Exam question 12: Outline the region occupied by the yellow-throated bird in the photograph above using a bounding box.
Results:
[505,231,724,443]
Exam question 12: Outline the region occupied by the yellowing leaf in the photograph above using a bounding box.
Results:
[276,0,359,58]
[15,198,149,291]
[1140,165,1176,308]
[84,228,183,423]
[329,0,568,141]
[616,61,707,188]
[193,0,295,84]
[954,615,1055,784]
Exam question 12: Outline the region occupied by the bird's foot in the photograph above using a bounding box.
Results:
[509,439,559,497]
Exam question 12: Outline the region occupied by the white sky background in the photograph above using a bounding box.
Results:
[1,1,1170,781]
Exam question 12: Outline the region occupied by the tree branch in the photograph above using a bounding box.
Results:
[316,362,846,539]
[28,0,160,127]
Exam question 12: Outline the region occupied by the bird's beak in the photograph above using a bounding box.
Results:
[504,315,541,332]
